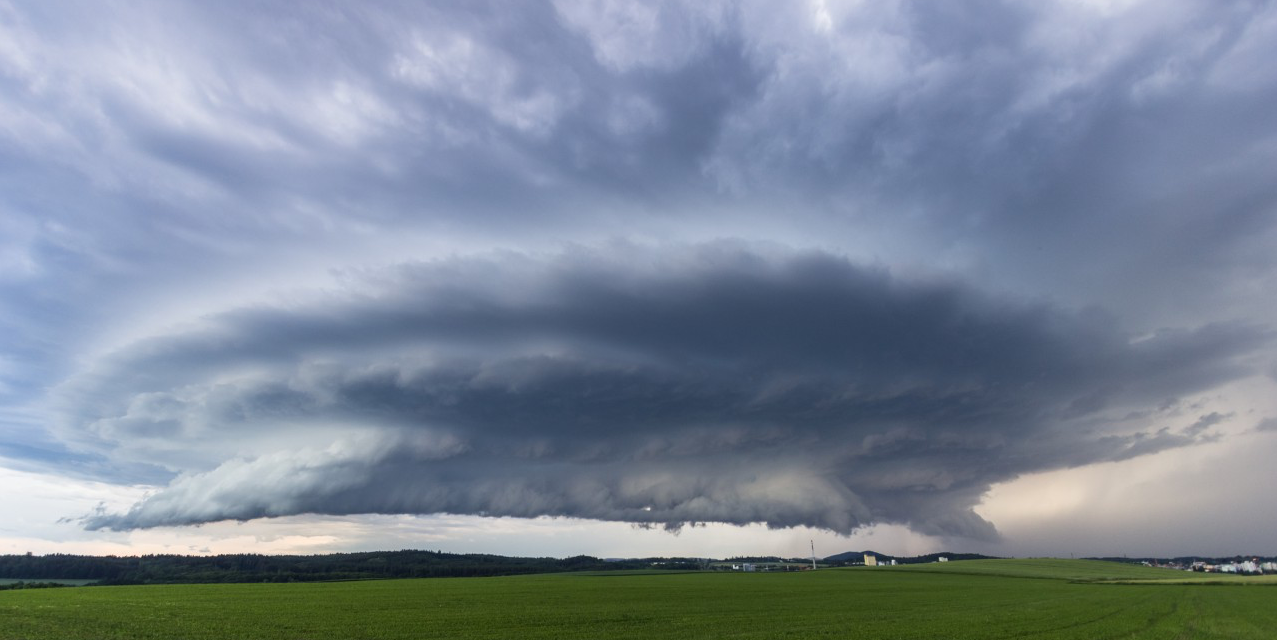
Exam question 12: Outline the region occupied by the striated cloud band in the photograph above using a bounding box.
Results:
[69,243,1268,538]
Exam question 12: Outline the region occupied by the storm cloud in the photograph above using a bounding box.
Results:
[3,1,1277,556]
[73,244,1266,537]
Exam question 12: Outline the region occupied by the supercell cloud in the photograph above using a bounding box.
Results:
[2,0,1277,553]
[71,245,1266,537]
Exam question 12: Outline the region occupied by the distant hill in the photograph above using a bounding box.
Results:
[822,551,999,565]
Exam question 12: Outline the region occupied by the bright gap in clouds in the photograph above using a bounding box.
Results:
[977,415,1277,557]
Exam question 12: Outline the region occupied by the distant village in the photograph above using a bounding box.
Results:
[726,553,950,571]
[722,554,1277,574]
[1145,559,1277,574]
[859,553,946,567]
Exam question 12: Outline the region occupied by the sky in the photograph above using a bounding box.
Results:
[2,0,1277,561]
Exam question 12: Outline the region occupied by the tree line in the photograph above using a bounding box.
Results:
[0,550,706,584]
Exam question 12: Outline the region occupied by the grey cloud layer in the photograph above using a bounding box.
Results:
[5,2,1274,272]
[3,0,1275,405]
[2,0,1276,552]
[74,245,1267,536]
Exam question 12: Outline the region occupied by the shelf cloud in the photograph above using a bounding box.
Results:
[73,244,1267,538]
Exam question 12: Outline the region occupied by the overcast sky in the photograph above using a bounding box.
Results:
[3,0,1277,560]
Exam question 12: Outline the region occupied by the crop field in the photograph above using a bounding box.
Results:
[890,558,1277,585]
[1,559,1274,639]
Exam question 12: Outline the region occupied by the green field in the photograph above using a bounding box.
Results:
[2,560,1274,639]
[888,558,1277,585]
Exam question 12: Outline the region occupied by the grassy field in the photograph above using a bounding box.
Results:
[889,558,1277,585]
[1,559,1274,639]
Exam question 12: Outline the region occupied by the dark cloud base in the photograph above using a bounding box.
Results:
[71,244,1267,538]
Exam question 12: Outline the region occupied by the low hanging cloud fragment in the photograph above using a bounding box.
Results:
[70,243,1269,538]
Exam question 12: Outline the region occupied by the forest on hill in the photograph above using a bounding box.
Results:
[0,550,706,584]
